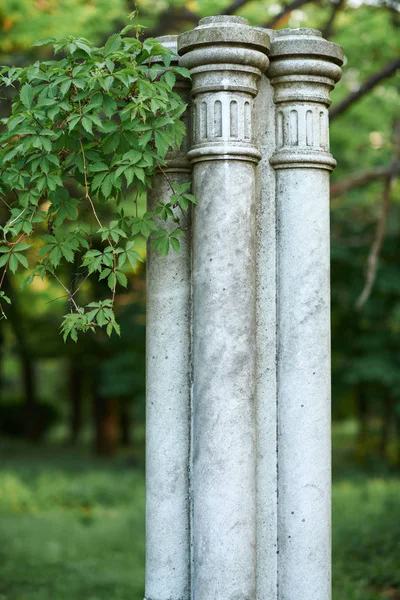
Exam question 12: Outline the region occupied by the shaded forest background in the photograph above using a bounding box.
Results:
[0,1,399,599]
[0,0,399,463]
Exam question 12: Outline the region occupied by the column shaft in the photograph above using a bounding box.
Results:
[145,36,191,600]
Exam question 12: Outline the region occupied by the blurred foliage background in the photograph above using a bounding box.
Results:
[0,0,399,599]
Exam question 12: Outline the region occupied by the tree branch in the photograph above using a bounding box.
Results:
[355,120,400,309]
[331,164,400,197]
[330,56,400,120]
[264,0,314,29]
[355,176,393,310]
[223,0,253,15]
[321,0,346,39]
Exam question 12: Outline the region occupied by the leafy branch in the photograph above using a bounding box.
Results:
[0,25,194,340]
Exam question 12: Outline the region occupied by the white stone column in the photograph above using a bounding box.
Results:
[178,17,270,599]
[145,36,191,600]
[268,29,343,600]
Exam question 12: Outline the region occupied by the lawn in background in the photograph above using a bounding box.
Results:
[0,423,399,599]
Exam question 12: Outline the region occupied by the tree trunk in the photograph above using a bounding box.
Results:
[355,384,370,464]
[22,356,39,441]
[69,359,83,443]
[120,399,131,447]
[0,324,4,406]
[379,391,395,460]
[357,384,369,448]
[93,392,120,456]
[3,273,39,441]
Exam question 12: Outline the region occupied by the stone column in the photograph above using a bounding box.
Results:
[178,17,270,600]
[268,29,343,600]
[145,36,191,600]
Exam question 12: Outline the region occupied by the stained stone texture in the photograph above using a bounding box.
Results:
[145,36,191,600]
[145,21,344,600]
[269,28,343,600]
[178,16,270,600]
[253,38,278,600]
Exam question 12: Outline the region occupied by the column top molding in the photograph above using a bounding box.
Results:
[270,28,343,66]
[178,16,270,59]
[268,28,343,101]
[177,16,270,75]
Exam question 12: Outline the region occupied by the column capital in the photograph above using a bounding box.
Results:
[178,17,270,164]
[268,29,343,170]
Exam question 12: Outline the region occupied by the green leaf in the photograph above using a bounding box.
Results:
[82,116,93,135]
[174,67,191,79]
[0,291,11,305]
[116,270,128,287]
[20,83,34,109]
[170,237,180,253]
[8,254,19,273]
[32,38,56,47]
[104,34,122,56]
[164,71,176,89]
[15,253,29,268]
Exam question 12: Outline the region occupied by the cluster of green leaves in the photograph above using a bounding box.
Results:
[0,24,196,339]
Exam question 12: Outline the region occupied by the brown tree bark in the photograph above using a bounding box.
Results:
[93,391,120,456]
[120,399,131,447]
[379,392,395,460]
[2,273,39,441]
[357,384,369,453]
[69,359,83,443]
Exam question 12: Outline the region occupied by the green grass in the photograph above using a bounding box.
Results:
[0,440,145,600]
[0,428,399,599]
[333,478,400,599]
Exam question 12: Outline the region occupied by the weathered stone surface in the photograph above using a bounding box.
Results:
[269,28,343,600]
[254,65,278,600]
[178,16,270,600]
[145,35,191,600]
[145,22,343,600]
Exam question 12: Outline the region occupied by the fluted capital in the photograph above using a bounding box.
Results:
[268,28,343,171]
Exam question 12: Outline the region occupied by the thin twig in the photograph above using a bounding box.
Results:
[79,127,117,308]
[355,120,400,309]
[355,176,393,310]
[53,273,80,311]
[157,163,189,227]
[78,136,104,231]
[0,196,12,210]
